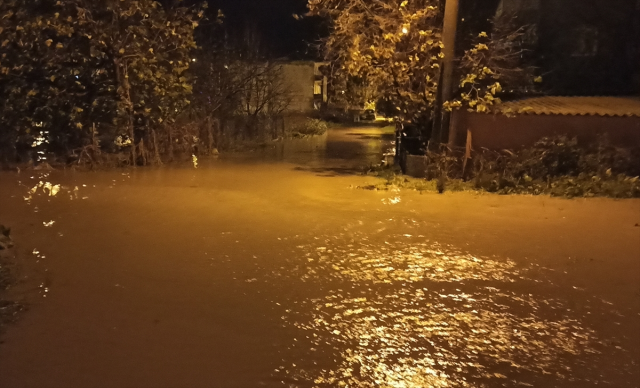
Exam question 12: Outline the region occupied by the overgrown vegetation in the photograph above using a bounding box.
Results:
[0,0,318,168]
[306,0,539,140]
[307,0,444,126]
[365,135,640,198]
[0,0,208,166]
[190,46,296,154]
[445,16,539,114]
[288,119,329,138]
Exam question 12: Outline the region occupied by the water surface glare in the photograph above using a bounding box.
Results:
[272,235,630,387]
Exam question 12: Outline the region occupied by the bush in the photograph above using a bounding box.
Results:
[375,135,640,198]
[289,119,329,138]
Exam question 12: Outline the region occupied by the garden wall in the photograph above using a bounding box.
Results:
[450,110,640,150]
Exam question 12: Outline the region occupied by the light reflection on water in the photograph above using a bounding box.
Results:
[300,239,521,284]
[12,169,93,299]
[275,235,632,387]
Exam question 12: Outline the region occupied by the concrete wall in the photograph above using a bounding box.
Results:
[280,62,315,113]
[450,110,640,150]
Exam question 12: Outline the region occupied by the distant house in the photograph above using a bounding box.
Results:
[494,0,640,95]
[448,0,640,150]
[278,61,328,113]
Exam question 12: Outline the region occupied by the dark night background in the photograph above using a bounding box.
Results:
[190,0,325,59]
[177,0,639,95]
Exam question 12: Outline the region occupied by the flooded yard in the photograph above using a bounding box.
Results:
[0,126,639,387]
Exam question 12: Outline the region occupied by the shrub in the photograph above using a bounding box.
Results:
[378,135,640,198]
[289,119,329,138]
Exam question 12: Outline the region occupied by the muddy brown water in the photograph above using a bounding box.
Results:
[0,126,639,387]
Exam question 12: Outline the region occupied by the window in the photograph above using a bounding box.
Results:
[314,80,323,95]
[314,62,326,76]
[572,25,599,57]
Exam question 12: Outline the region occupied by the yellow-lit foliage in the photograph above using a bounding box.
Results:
[445,18,539,114]
[308,0,443,121]
[0,0,206,160]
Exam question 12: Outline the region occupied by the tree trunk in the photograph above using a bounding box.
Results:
[91,123,101,164]
[139,138,147,166]
[206,117,215,154]
[167,125,174,162]
[213,118,220,150]
[128,118,136,166]
[114,58,137,167]
[152,128,162,165]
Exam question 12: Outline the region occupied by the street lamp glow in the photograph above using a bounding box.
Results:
[402,27,408,34]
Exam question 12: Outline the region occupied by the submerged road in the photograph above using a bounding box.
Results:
[0,126,639,387]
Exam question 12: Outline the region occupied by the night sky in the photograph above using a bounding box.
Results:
[204,0,325,59]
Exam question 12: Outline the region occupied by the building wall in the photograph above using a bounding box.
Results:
[451,110,640,150]
[538,0,638,95]
[486,0,639,95]
[280,62,316,113]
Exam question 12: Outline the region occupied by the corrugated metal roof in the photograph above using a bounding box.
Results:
[497,96,640,117]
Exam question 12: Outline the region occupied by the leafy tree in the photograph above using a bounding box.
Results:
[100,0,205,163]
[0,0,205,164]
[0,0,101,158]
[307,0,444,124]
[446,16,539,114]
[307,0,539,141]
[323,62,377,113]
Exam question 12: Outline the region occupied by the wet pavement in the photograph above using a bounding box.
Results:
[0,126,639,387]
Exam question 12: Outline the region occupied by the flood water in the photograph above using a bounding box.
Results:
[0,126,639,387]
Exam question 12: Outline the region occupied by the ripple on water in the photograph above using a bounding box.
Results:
[273,235,633,388]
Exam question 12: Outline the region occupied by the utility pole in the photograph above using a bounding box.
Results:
[438,0,460,147]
